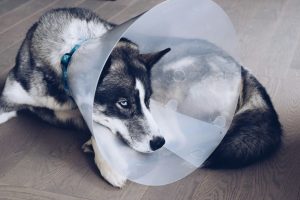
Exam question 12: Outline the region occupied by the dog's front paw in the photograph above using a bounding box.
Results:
[98,163,127,188]
[91,136,127,188]
[82,139,94,153]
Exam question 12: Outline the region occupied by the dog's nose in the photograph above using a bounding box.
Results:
[150,136,165,151]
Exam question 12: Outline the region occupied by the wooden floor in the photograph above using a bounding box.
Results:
[0,0,299,199]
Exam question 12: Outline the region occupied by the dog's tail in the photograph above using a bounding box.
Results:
[204,68,282,168]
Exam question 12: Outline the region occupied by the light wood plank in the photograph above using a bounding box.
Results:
[109,0,164,24]
[94,0,137,21]
[0,0,54,35]
[0,0,29,17]
[0,185,89,200]
[77,0,107,11]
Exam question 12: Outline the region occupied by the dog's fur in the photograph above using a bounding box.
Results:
[0,8,282,187]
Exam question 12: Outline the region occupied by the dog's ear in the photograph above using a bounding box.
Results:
[139,48,171,70]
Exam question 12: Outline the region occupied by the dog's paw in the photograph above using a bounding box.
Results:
[99,163,127,188]
[91,136,127,188]
[0,111,17,124]
[82,139,94,153]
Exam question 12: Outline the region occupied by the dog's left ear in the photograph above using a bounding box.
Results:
[139,48,171,70]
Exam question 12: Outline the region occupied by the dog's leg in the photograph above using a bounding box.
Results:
[0,97,22,124]
[0,76,30,124]
[0,109,17,124]
[90,137,127,188]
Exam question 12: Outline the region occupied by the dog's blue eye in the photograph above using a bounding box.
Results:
[118,99,129,108]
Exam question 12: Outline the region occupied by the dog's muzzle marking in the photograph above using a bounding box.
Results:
[60,43,82,96]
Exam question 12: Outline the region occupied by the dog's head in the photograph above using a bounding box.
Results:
[93,38,170,153]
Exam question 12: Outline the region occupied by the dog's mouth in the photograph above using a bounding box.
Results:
[116,131,131,146]
[116,131,151,153]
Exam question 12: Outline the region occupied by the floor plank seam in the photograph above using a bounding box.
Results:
[0,0,34,19]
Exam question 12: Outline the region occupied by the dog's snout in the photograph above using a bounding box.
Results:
[150,136,165,151]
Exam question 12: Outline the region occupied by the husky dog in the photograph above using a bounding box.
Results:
[0,8,282,187]
[0,8,169,187]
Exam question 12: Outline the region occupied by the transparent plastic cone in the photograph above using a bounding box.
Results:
[68,0,241,186]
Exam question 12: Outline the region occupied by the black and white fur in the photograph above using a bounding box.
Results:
[0,8,282,187]
[204,67,282,168]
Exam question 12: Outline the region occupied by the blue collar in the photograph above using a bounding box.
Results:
[60,43,82,96]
